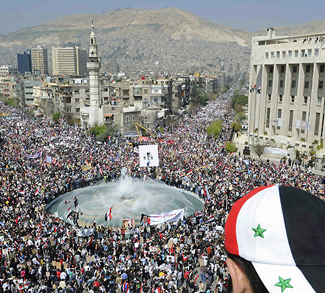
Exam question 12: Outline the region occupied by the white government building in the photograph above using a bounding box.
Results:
[248,28,325,157]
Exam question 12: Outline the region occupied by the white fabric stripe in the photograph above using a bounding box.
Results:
[236,185,295,265]
[253,263,315,293]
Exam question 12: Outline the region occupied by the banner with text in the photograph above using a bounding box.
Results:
[144,208,184,225]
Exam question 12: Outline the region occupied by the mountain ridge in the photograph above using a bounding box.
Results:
[0,8,253,74]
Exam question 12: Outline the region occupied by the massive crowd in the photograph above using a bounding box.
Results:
[0,91,324,293]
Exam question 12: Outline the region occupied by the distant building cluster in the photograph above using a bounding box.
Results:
[0,25,238,136]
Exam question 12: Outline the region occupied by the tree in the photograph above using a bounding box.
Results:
[207,119,223,138]
[253,144,266,158]
[231,122,241,132]
[53,113,62,122]
[4,97,20,107]
[231,94,248,113]
[225,141,237,153]
[190,86,209,107]
[90,123,118,142]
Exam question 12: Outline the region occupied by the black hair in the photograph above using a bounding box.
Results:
[226,251,268,293]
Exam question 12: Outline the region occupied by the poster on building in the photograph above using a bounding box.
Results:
[139,145,159,167]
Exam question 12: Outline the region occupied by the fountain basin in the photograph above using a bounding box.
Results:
[46,178,204,228]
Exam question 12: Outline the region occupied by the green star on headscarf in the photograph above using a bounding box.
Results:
[275,277,293,292]
[252,224,267,238]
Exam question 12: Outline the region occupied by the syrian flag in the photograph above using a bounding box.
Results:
[207,215,214,223]
[18,191,26,195]
[307,177,313,186]
[126,255,131,262]
[187,170,193,175]
[35,188,40,195]
[108,206,113,220]
[97,164,103,175]
[195,211,203,218]
[87,236,93,247]
[182,253,188,262]
[15,216,20,224]
[194,275,199,285]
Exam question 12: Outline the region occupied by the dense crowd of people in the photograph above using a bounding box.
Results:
[0,91,324,293]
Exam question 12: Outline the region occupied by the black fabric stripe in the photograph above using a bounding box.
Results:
[296,266,325,292]
[279,185,325,290]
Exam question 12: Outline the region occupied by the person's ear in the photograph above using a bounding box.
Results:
[226,258,253,293]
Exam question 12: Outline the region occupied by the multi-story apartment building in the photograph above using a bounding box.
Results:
[52,47,88,76]
[248,28,325,151]
[0,65,19,77]
[31,46,48,75]
[20,80,42,106]
[0,76,19,99]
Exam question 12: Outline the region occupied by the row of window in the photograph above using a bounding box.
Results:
[266,108,321,135]
[267,79,324,89]
[267,94,324,105]
[266,48,319,59]
[268,65,325,74]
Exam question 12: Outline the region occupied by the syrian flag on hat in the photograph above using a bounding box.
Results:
[225,185,325,292]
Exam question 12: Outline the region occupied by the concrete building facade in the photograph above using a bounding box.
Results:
[52,47,87,76]
[248,28,325,153]
[0,65,18,77]
[31,46,48,75]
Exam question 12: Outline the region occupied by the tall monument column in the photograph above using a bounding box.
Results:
[87,22,103,126]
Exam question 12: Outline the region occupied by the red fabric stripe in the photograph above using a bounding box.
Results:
[225,185,272,255]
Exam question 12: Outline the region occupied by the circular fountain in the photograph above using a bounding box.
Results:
[46,174,204,228]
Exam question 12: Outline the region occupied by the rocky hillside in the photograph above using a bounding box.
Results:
[0,8,252,75]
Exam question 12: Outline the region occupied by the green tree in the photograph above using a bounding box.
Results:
[53,113,62,122]
[231,122,242,132]
[4,97,20,107]
[231,94,248,112]
[190,86,209,107]
[225,141,237,153]
[235,111,246,124]
[90,123,118,142]
[207,119,223,137]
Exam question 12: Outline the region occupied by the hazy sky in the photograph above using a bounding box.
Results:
[0,0,324,35]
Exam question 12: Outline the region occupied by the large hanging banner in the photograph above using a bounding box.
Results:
[141,209,184,225]
[264,147,287,156]
[139,145,159,167]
